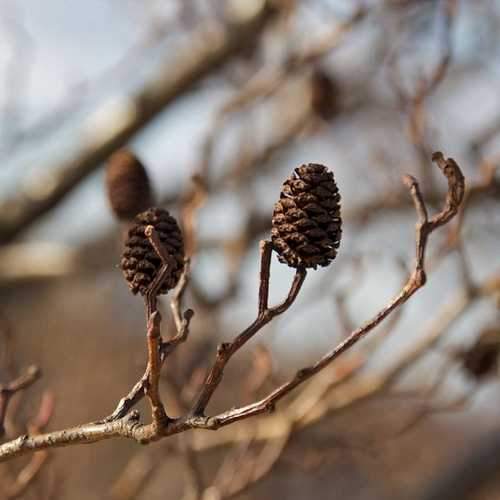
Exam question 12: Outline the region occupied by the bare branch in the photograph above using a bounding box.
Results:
[103,223,195,425]
[108,441,174,500]
[388,0,457,189]
[5,392,55,499]
[0,411,155,462]
[187,152,465,429]
[190,241,307,416]
[166,259,195,350]
[179,434,205,500]
[145,311,168,428]
[0,365,41,437]
[0,152,467,467]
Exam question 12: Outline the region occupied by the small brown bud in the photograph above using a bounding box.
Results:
[121,208,184,296]
[106,149,153,221]
[271,164,342,269]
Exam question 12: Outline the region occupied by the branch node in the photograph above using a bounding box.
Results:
[18,435,29,448]
[296,367,312,379]
[265,402,276,413]
[414,269,427,288]
[402,174,418,189]
[217,343,232,358]
[147,311,162,333]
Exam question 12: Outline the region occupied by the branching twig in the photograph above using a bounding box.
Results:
[190,240,307,416]
[0,365,41,437]
[176,272,497,454]
[108,441,174,500]
[179,433,205,500]
[145,310,168,428]
[389,0,457,190]
[4,392,55,499]
[103,250,193,424]
[187,152,464,429]
[0,152,465,464]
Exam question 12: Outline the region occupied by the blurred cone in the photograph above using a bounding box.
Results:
[310,68,339,121]
[460,327,500,380]
[106,149,154,221]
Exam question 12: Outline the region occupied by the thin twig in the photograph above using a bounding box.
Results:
[5,392,55,499]
[108,441,174,500]
[389,0,457,189]
[141,225,174,427]
[184,273,497,454]
[165,258,195,352]
[187,152,465,429]
[0,152,467,464]
[145,311,168,428]
[190,241,307,416]
[179,433,205,500]
[0,365,41,437]
[103,228,194,424]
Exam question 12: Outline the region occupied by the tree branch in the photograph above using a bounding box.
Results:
[4,391,55,499]
[0,365,41,437]
[190,241,307,416]
[186,152,465,429]
[0,152,465,465]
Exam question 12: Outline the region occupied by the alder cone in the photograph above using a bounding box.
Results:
[106,149,153,220]
[271,164,341,269]
[121,208,184,295]
[310,69,338,121]
[461,328,500,379]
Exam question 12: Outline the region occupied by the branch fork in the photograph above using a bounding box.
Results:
[0,151,467,463]
[190,240,307,417]
[0,365,41,437]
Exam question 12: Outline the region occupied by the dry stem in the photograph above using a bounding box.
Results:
[190,240,306,416]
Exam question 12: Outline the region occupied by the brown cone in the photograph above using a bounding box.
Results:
[271,164,341,269]
[310,69,338,121]
[106,149,153,221]
[121,208,184,295]
[461,328,500,379]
